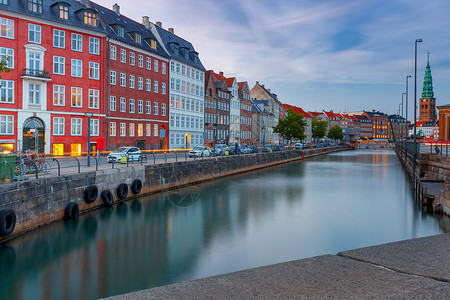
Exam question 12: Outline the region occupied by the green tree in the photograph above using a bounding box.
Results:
[312,117,327,142]
[327,125,344,141]
[273,108,307,145]
[0,57,11,85]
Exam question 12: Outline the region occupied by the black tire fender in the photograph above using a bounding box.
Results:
[131,179,142,194]
[101,190,114,207]
[0,209,16,237]
[117,183,128,200]
[64,202,79,220]
[84,185,98,204]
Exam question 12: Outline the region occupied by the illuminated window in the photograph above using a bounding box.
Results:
[84,12,98,26]
[129,123,135,136]
[59,5,68,20]
[28,0,42,13]
[53,144,64,156]
[70,143,81,156]
[150,40,156,49]
[137,124,143,136]
[0,17,14,39]
[110,122,116,136]
[146,124,151,136]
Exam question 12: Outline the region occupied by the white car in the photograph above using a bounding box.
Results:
[107,147,142,163]
[188,146,211,157]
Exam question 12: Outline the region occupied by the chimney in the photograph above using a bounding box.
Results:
[142,16,150,29]
[168,28,174,34]
[262,84,265,88]
[113,3,120,16]
[256,81,259,86]
[267,89,271,93]
[219,71,224,76]
[156,21,162,27]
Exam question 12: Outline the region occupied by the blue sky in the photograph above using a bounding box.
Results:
[94,0,450,120]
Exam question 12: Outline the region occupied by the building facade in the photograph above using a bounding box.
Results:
[0,0,107,155]
[238,81,252,145]
[419,55,437,123]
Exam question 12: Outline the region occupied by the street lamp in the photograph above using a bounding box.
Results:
[414,38,422,177]
[402,92,406,139]
[85,112,93,167]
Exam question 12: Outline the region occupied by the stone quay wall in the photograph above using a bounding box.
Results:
[0,147,347,242]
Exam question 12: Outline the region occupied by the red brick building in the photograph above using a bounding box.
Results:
[0,0,106,155]
[238,81,252,145]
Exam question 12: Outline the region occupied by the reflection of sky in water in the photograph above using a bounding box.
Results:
[0,150,448,300]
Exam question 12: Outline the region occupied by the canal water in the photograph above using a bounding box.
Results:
[0,150,448,299]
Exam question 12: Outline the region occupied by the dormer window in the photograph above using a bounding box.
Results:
[135,33,141,44]
[0,0,9,6]
[83,12,98,27]
[59,5,69,20]
[116,25,124,37]
[28,0,43,13]
[173,43,179,56]
[150,39,156,49]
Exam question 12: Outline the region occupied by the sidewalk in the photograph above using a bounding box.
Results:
[104,234,450,299]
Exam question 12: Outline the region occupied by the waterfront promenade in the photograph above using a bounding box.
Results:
[107,233,450,299]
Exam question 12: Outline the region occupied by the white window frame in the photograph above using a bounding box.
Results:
[120,97,126,112]
[89,37,99,55]
[88,89,99,109]
[110,70,116,85]
[129,52,135,66]
[161,83,166,95]
[146,101,151,114]
[120,73,126,87]
[129,99,135,113]
[153,102,158,115]
[53,56,65,75]
[146,79,151,92]
[90,118,99,136]
[161,103,166,116]
[120,49,126,63]
[138,77,143,90]
[53,29,65,48]
[138,54,143,68]
[146,124,151,136]
[71,118,82,136]
[71,59,82,77]
[154,59,158,72]
[110,45,116,60]
[129,123,135,137]
[146,57,151,70]
[0,17,14,39]
[71,87,82,108]
[154,81,158,93]
[28,23,41,44]
[53,117,65,136]
[0,80,13,103]
[110,122,116,136]
[0,47,13,69]
[53,84,65,106]
[129,75,135,89]
[89,62,99,79]
[162,62,166,74]
[29,83,41,104]
[138,100,143,114]
[71,33,82,52]
[120,123,126,136]
[110,96,116,111]
[0,115,13,135]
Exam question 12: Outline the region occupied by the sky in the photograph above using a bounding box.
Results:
[93,0,450,120]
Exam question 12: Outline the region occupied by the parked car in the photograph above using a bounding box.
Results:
[239,146,252,154]
[212,144,228,156]
[247,145,258,153]
[188,146,211,157]
[107,147,142,163]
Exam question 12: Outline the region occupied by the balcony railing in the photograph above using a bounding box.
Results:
[22,69,51,79]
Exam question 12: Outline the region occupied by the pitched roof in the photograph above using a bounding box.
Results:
[283,104,312,118]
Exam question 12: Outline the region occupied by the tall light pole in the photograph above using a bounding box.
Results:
[414,39,422,178]
[402,92,406,139]
[85,112,93,167]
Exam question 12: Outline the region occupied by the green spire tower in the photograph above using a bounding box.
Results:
[419,53,437,122]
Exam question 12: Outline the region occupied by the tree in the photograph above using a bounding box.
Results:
[273,108,307,145]
[312,117,327,142]
[0,57,11,86]
[327,125,344,141]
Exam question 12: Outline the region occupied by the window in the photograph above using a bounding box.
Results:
[170,62,175,72]
[118,73,127,88]
[53,29,65,48]
[138,55,143,68]
[53,117,65,135]
[150,40,156,49]
[153,102,158,115]
[146,101,151,114]
[53,85,65,106]
[29,83,40,104]
[138,77,143,90]
[146,124,151,136]
[89,89,99,109]
[162,62,166,74]
[52,56,65,75]
[129,99,135,113]
[89,37,99,54]
[161,103,166,116]
[83,12,98,27]
[154,81,158,93]
[154,60,158,72]
[28,23,41,44]
[138,100,143,114]
[129,52,135,66]
[120,123,126,136]
[146,79,151,92]
[0,17,14,39]
[0,47,13,69]
[176,63,180,73]
[71,87,82,107]
[28,0,43,13]
[71,59,82,77]
[110,71,116,85]
[182,65,185,75]
[176,79,180,91]
[120,97,126,112]
[107,47,116,63]
[187,67,190,78]
[110,96,116,111]
[129,75,135,89]
[161,83,166,95]
[71,33,82,52]
[129,123,135,137]
[116,25,124,38]
[0,115,13,134]
[170,96,174,108]
[89,62,99,79]
[110,122,116,136]
[153,124,158,137]
[120,49,126,63]
[137,124,143,136]
[71,118,82,136]
[59,5,69,20]
[170,78,175,90]
[90,119,99,136]
[0,80,13,103]
[146,57,151,70]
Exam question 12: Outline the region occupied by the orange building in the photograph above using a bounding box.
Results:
[437,104,450,140]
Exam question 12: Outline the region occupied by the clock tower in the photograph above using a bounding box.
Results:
[419,54,437,122]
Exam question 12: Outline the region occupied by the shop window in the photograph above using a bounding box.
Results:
[53,144,64,156]
[70,143,81,156]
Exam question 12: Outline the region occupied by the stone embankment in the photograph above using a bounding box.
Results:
[0,146,346,242]
[396,147,450,216]
[104,233,450,299]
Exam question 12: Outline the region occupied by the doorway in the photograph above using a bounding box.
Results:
[23,117,45,154]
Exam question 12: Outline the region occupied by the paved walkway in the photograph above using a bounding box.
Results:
[105,234,450,299]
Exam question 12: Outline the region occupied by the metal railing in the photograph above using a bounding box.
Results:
[22,68,51,79]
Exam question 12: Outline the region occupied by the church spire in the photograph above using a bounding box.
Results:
[421,52,434,99]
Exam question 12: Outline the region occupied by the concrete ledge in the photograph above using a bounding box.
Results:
[104,234,450,299]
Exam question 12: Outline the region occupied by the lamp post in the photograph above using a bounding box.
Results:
[402,92,406,139]
[414,39,422,178]
[85,112,93,167]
